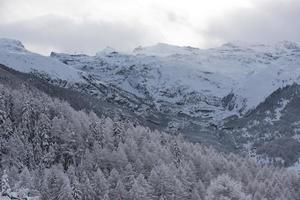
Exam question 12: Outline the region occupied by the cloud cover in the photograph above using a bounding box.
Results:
[0,0,299,54]
[203,0,300,45]
[0,15,162,55]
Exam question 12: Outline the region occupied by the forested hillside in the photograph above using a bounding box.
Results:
[0,71,300,199]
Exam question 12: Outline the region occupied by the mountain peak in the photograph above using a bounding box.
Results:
[133,43,199,57]
[0,38,27,52]
[276,40,300,50]
[221,40,300,51]
[221,41,253,48]
[96,46,119,56]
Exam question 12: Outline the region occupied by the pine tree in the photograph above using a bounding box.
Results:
[195,179,206,200]
[111,180,127,200]
[123,138,138,163]
[148,164,177,199]
[81,174,95,200]
[16,167,33,189]
[122,163,135,191]
[1,169,11,196]
[129,179,150,200]
[7,166,19,190]
[82,149,95,173]
[177,161,196,197]
[206,174,247,200]
[92,168,108,200]
[32,167,45,193]
[58,177,75,200]
[108,168,120,189]
[0,110,13,139]
[135,174,150,194]
[41,167,65,200]
[191,187,202,200]
[103,192,109,200]
[170,140,182,168]
[34,113,51,151]
[112,120,125,148]
[42,145,56,168]
[102,118,115,150]
[71,178,82,200]
[113,144,128,170]
[2,133,26,170]
[67,167,82,200]
[20,100,35,139]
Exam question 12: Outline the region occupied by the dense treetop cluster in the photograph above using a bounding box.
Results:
[0,83,299,200]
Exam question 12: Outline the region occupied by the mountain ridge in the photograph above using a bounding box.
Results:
[2,38,300,166]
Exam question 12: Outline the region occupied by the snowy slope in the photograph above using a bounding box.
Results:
[51,49,238,121]
[50,41,300,122]
[2,38,300,123]
[133,43,200,57]
[136,41,300,110]
[0,38,81,81]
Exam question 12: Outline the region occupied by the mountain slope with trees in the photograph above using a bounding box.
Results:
[0,65,299,200]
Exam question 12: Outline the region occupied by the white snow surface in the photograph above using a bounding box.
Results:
[0,38,81,81]
[2,38,300,120]
[131,41,300,112]
[51,40,300,119]
[133,43,200,57]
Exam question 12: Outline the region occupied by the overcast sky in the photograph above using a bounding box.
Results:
[0,0,298,55]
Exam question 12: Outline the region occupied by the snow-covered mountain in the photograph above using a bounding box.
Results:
[50,40,300,118]
[0,38,81,81]
[2,38,300,122]
[135,41,300,110]
[2,38,300,165]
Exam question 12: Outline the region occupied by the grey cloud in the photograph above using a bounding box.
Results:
[166,11,190,27]
[203,0,300,45]
[167,12,179,23]
[0,15,162,55]
[0,1,8,16]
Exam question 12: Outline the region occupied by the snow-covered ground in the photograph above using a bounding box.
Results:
[0,38,81,82]
[134,41,300,112]
[52,40,300,120]
[2,38,300,122]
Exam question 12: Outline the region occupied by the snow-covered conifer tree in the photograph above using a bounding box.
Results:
[92,168,109,200]
[1,169,11,196]
[206,174,248,200]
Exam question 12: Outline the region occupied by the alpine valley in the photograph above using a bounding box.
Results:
[1,38,300,167]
